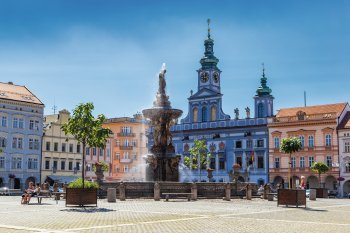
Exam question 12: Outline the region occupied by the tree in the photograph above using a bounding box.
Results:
[62,103,112,188]
[311,161,329,188]
[280,137,302,189]
[183,139,210,181]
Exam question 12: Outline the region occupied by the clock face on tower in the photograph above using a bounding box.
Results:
[200,72,209,83]
[213,72,219,83]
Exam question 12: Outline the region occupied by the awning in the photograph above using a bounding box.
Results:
[46,175,78,184]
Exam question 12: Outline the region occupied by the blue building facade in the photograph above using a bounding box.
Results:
[171,28,274,184]
[0,82,44,189]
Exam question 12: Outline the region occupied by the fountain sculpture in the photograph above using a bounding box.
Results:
[142,64,183,181]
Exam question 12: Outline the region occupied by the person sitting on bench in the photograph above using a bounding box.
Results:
[21,182,35,204]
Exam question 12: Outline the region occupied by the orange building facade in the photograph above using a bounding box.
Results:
[268,103,349,190]
[103,113,149,181]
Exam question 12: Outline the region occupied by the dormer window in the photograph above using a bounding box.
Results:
[297,111,306,120]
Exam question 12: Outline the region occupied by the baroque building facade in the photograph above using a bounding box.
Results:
[103,113,148,181]
[267,103,349,190]
[0,82,44,189]
[337,112,350,196]
[169,28,273,184]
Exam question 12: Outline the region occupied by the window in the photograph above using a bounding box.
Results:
[106,149,110,157]
[257,156,264,169]
[68,161,73,170]
[116,140,120,146]
[210,106,217,121]
[99,148,104,156]
[201,107,207,122]
[124,165,129,173]
[124,139,129,147]
[0,137,6,148]
[61,161,66,170]
[300,157,305,168]
[0,156,5,168]
[345,142,350,153]
[325,134,332,146]
[326,156,332,168]
[18,138,23,149]
[61,143,66,152]
[246,140,252,149]
[86,164,91,172]
[1,116,7,127]
[12,137,23,149]
[92,148,97,156]
[77,144,81,153]
[29,139,34,150]
[193,108,198,123]
[76,162,80,171]
[46,142,50,151]
[11,157,22,169]
[299,136,304,148]
[345,162,350,173]
[124,152,129,159]
[12,137,17,149]
[235,141,242,149]
[122,127,131,134]
[115,153,120,160]
[274,137,280,149]
[257,103,264,118]
[54,142,58,151]
[53,161,58,170]
[274,157,280,168]
[257,139,264,148]
[34,139,39,150]
[133,153,137,160]
[18,118,24,129]
[132,140,137,147]
[28,158,38,170]
[236,156,242,167]
[291,157,296,168]
[29,120,34,130]
[13,117,18,128]
[308,135,314,148]
[308,156,314,168]
[210,157,215,169]
[219,158,225,170]
[45,160,50,170]
[86,147,90,155]
[69,144,73,153]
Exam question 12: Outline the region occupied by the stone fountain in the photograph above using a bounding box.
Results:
[142,64,183,181]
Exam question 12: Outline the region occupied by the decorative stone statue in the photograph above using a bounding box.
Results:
[234,108,239,120]
[245,107,250,118]
[158,63,166,95]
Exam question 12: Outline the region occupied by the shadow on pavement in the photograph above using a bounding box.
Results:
[60,208,116,213]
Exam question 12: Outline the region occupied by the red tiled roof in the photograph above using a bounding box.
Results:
[0,82,43,105]
[276,103,347,118]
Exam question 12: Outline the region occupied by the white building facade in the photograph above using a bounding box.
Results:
[338,113,350,197]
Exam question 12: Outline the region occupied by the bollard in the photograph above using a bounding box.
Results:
[309,189,316,201]
[191,182,197,201]
[154,182,160,201]
[107,188,116,203]
[246,184,252,200]
[263,184,271,200]
[119,182,126,201]
[223,183,231,201]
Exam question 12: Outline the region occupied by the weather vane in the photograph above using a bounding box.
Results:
[207,18,211,38]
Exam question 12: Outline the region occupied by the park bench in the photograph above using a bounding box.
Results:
[34,190,52,204]
[162,193,193,201]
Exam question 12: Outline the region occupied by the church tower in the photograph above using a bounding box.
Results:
[254,64,274,118]
[182,19,230,124]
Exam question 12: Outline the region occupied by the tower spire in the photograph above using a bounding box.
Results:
[256,63,272,96]
[207,18,211,39]
[200,19,219,69]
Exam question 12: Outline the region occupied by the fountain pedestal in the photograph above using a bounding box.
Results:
[143,64,182,182]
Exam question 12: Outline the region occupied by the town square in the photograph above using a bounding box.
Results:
[0,1,350,232]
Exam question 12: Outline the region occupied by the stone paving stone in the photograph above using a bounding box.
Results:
[0,196,349,233]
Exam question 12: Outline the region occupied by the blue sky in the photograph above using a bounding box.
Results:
[0,0,349,118]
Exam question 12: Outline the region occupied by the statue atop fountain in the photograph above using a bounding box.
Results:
[142,64,183,181]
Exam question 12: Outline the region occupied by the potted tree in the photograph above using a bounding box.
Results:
[311,161,329,198]
[183,139,210,182]
[62,103,112,207]
[66,178,99,207]
[278,137,306,207]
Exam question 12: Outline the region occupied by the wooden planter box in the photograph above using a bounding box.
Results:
[277,189,306,208]
[316,188,328,198]
[66,188,98,207]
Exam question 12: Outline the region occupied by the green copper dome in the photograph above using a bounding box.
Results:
[200,19,219,69]
[256,66,272,96]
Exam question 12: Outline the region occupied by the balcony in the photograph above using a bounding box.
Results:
[119,146,133,150]
[117,132,135,137]
[120,158,133,163]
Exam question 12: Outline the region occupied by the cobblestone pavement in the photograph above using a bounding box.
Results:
[0,196,349,233]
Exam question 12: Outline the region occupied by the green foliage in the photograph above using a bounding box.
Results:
[92,161,109,172]
[311,161,329,181]
[183,139,210,170]
[280,137,302,155]
[68,178,99,189]
[61,102,112,187]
